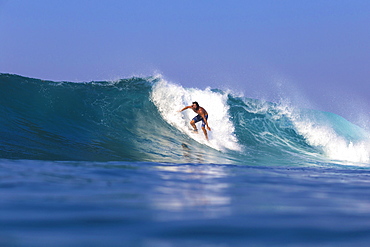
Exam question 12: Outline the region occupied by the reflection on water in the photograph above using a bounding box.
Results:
[181,143,204,163]
[179,142,236,165]
[152,164,231,220]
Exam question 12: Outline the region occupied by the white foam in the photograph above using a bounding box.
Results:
[281,104,370,165]
[295,120,370,164]
[150,78,241,152]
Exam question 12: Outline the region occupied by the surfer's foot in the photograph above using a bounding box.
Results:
[193,129,198,133]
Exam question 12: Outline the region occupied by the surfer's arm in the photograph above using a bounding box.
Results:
[179,106,192,112]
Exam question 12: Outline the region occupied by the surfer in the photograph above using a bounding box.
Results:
[179,102,211,140]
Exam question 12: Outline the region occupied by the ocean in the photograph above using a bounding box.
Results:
[1,73,370,246]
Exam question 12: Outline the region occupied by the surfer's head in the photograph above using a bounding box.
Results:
[192,101,199,111]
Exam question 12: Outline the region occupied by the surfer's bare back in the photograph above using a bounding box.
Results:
[179,101,211,140]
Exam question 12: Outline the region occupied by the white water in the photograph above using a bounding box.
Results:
[151,78,241,152]
[279,103,370,164]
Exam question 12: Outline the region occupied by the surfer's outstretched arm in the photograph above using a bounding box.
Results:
[179,106,192,112]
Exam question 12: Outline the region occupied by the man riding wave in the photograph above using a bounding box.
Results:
[179,101,211,140]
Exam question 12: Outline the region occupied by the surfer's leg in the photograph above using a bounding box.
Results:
[191,115,202,131]
[190,120,198,131]
[202,127,208,141]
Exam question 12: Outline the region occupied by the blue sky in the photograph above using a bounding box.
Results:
[1,0,370,123]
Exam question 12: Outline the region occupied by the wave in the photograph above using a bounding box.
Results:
[1,73,370,166]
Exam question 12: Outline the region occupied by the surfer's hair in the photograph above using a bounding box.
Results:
[192,101,199,110]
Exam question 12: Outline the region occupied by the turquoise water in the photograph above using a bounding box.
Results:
[1,74,370,246]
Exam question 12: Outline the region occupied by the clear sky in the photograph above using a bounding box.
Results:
[1,0,370,123]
